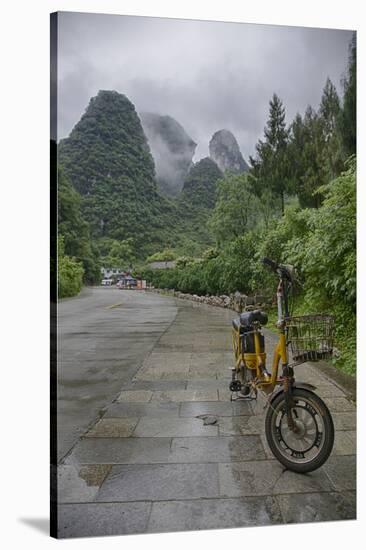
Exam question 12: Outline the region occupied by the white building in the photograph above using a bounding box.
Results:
[101,267,124,279]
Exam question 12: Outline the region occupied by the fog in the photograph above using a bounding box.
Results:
[57,12,353,161]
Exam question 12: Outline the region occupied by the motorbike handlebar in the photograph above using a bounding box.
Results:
[262,257,294,282]
[262,257,278,272]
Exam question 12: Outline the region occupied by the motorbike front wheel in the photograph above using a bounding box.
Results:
[265,387,334,473]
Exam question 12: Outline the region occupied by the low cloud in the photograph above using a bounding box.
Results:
[57,12,353,161]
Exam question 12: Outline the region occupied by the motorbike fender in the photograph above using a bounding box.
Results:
[268,382,317,406]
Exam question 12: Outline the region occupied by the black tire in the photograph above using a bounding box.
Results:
[265,387,334,473]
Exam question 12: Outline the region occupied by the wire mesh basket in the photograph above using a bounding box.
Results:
[286,314,335,365]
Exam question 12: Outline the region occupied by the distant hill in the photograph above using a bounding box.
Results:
[58,90,180,256]
[181,157,223,208]
[178,157,223,247]
[139,112,197,197]
[209,129,249,173]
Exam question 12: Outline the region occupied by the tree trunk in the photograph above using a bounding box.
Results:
[281,190,285,216]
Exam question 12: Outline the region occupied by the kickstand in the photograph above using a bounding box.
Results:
[230,391,257,402]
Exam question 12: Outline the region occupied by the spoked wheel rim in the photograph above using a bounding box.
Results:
[271,394,326,464]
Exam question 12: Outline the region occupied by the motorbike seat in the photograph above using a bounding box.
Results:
[232,310,268,333]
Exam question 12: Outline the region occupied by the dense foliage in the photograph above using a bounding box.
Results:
[57,236,84,298]
[181,157,223,208]
[338,35,356,157]
[250,94,290,215]
[58,168,100,284]
[176,157,224,250]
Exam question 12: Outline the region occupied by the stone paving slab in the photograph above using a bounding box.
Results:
[323,455,357,491]
[323,396,356,412]
[121,380,187,391]
[346,430,357,447]
[151,389,219,402]
[333,430,357,455]
[133,416,219,437]
[186,379,229,390]
[187,367,232,379]
[169,435,266,463]
[179,400,253,417]
[148,496,282,533]
[58,502,151,538]
[58,464,112,503]
[277,491,356,523]
[116,390,153,402]
[84,418,138,438]
[218,415,264,436]
[332,412,357,430]
[96,463,220,502]
[219,460,333,497]
[67,437,173,464]
[135,368,190,381]
[104,401,180,418]
[316,384,348,398]
[141,351,192,367]
[189,352,225,367]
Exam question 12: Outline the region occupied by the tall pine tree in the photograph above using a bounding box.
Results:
[250,94,290,215]
[319,78,343,180]
[338,34,356,157]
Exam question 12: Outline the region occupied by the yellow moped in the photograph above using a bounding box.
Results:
[231,257,335,473]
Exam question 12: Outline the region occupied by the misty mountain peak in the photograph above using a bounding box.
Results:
[209,129,248,174]
[139,112,197,197]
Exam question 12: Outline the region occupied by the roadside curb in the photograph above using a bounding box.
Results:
[310,360,356,402]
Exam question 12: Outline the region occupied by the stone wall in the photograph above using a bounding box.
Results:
[148,288,273,313]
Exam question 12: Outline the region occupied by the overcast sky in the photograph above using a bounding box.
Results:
[57,12,353,161]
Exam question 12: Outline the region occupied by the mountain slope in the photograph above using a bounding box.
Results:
[58,91,180,256]
[181,157,223,208]
[178,157,223,247]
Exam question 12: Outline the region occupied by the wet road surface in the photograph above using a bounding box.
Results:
[56,289,356,537]
[57,288,177,461]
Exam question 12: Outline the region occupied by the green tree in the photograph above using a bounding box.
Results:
[146,249,177,263]
[57,236,84,298]
[103,238,135,270]
[286,80,343,209]
[181,157,223,209]
[58,168,100,283]
[250,94,290,215]
[287,107,325,208]
[338,34,356,157]
[208,174,261,243]
[295,157,356,309]
[319,78,343,179]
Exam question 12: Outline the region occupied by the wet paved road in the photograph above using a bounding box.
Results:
[57,288,178,461]
[56,289,356,537]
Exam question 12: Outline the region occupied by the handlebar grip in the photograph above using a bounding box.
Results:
[262,257,278,272]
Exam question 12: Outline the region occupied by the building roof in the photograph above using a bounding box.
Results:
[148,261,176,270]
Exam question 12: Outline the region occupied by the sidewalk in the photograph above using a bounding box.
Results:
[57,298,356,538]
